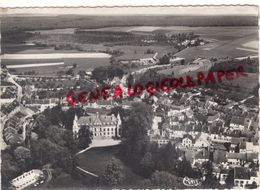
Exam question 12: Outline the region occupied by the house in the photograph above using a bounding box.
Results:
[169,57,185,65]
[193,150,210,165]
[230,116,245,131]
[168,129,186,139]
[210,134,231,143]
[169,117,179,126]
[247,153,259,164]
[234,167,259,188]
[213,150,227,164]
[212,168,229,184]
[211,143,227,151]
[152,116,162,132]
[246,142,259,153]
[182,134,194,147]
[205,100,218,109]
[3,111,28,145]
[168,105,190,116]
[117,53,158,66]
[207,113,220,124]
[194,133,210,148]
[73,113,121,139]
[28,98,60,112]
[0,81,17,101]
[150,136,170,147]
[226,153,247,166]
[10,169,44,190]
[219,170,229,184]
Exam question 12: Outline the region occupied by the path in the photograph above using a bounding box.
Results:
[7,74,22,102]
[76,167,99,178]
[225,95,255,109]
[75,139,121,155]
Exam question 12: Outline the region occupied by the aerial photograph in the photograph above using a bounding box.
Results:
[0,5,259,189]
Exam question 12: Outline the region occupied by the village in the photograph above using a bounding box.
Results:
[1,50,259,189]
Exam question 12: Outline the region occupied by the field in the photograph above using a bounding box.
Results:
[158,62,213,76]
[2,54,111,75]
[1,15,258,77]
[221,73,258,92]
[174,32,258,61]
[77,145,145,187]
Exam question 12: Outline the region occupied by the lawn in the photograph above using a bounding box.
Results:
[47,172,85,188]
[77,145,145,187]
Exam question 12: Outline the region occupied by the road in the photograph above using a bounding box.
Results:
[225,95,255,109]
[7,74,22,102]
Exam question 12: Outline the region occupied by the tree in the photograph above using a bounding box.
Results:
[120,102,153,172]
[176,157,194,177]
[121,102,153,141]
[101,158,125,186]
[150,170,177,188]
[225,169,234,188]
[78,70,86,79]
[1,151,20,187]
[14,146,32,170]
[65,68,74,76]
[140,152,155,177]
[245,181,258,189]
[77,125,93,149]
[159,55,170,65]
[145,49,155,54]
[154,33,167,42]
[73,63,77,69]
[159,143,179,173]
[92,65,124,83]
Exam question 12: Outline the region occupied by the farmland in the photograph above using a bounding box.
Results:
[2,57,110,76]
[1,15,258,77]
[174,32,258,61]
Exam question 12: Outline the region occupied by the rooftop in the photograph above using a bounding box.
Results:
[234,167,250,180]
[230,116,245,126]
[226,153,247,161]
[78,113,118,126]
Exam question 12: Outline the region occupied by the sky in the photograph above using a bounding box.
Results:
[1,5,258,16]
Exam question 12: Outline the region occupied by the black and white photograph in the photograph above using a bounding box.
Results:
[0,4,259,189]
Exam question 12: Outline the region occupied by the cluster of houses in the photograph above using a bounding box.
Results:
[146,86,259,188]
[1,81,18,103]
[1,55,259,189]
[117,52,159,66]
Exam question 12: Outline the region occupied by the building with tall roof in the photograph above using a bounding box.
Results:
[182,134,194,147]
[73,112,121,139]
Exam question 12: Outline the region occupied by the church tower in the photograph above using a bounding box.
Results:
[72,114,80,138]
[116,113,122,137]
